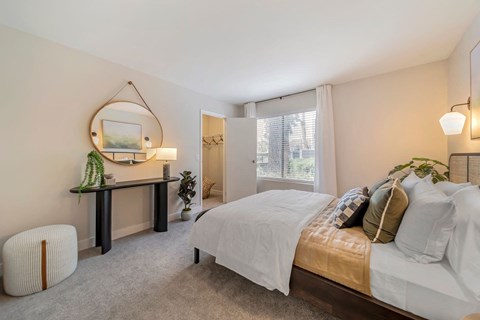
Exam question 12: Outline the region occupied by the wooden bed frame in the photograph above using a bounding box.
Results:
[290,266,423,320]
[193,153,479,320]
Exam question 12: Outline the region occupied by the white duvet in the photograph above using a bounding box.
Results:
[189,189,335,295]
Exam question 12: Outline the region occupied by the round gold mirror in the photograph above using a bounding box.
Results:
[90,101,163,165]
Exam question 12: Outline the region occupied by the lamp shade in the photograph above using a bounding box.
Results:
[439,112,466,135]
[156,148,177,161]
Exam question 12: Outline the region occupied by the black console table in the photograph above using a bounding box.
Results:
[70,177,180,254]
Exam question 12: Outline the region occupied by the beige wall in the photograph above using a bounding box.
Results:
[0,25,240,255]
[333,61,448,194]
[447,12,480,153]
[202,115,224,193]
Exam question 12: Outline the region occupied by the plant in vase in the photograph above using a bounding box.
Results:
[77,150,105,202]
[389,157,449,183]
[178,170,197,221]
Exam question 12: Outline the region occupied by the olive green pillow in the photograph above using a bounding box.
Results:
[363,179,409,243]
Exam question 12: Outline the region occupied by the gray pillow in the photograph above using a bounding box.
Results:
[395,180,456,263]
[400,171,432,196]
[446,186,480,300]
[434,181,472,196]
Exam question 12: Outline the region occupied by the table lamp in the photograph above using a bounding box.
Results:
[156,148,177,179]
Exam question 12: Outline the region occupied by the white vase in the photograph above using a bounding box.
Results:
[181,210,192,221]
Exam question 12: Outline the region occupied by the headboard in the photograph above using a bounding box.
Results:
[449,153,480,185]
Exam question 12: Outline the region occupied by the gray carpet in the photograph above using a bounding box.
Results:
[0,216,338,320]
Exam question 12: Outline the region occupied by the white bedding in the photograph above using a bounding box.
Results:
[371,242,480,320]
[189,190,335,295]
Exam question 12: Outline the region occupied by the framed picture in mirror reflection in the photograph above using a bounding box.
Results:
[102,120,142,150]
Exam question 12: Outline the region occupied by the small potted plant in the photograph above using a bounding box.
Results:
[178,170,197,221]
[77,150,106,202]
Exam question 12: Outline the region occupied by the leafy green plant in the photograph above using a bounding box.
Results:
[288,158,315,180]
[178,171,197,211]
[389,157,449,183]
[77,150,105,202]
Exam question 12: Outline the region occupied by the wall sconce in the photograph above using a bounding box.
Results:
[439,98,471,135]
[156,148,177,179]
[144,137,152,148]
[91,132,99,145]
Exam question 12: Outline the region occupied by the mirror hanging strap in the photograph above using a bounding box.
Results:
[102,81,152,112]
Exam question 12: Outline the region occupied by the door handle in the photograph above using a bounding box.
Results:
[252,160,256,163]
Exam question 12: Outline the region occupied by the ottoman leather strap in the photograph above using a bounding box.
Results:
[41,240,47,290]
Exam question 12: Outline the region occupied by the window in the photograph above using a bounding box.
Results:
[257,110,316,182]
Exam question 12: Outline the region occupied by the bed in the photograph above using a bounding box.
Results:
[191,153,480,320]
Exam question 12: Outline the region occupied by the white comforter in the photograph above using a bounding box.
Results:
[189,189,335,295]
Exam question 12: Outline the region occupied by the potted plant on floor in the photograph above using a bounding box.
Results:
[178,170,197,221]
[77,150,105,202]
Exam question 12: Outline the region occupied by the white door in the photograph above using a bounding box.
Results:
[225,118,257,202]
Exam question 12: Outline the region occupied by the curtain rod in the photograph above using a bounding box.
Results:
[255,88,315,104]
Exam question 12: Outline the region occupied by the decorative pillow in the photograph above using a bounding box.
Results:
[368,178,391,197]
[401,171,432,196]
[395,180,456,263]
[333,187,369,229]
[363,179,409,243]
[202,177,216,199]
[446,185,480,301]
[434,181,472,196]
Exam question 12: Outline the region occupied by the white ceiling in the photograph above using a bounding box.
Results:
[0,0,479,105]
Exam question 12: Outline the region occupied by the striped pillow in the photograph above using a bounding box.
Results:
[363,179,409,243]
[333,187,369,229]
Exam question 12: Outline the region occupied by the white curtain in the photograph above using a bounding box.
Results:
[314,85,337,196]
[244,102,256,118]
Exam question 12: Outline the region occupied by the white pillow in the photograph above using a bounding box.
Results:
[447,185,480,301]
[401,171,432,196]
[434,181,472,196]
[395,180,456,263]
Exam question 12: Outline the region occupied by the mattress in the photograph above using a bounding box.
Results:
[370,242,480,320]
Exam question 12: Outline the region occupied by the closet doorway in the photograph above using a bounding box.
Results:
[200,111,225,210]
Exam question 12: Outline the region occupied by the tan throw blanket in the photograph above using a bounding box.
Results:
[294,201,372,296]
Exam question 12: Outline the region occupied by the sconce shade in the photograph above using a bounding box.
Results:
[439,112,466,135]
[144,137,152,148]
[156,148,177,161]
[91,132,100,145]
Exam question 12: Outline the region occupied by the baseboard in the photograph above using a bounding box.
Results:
[168,211,181,221]
[76,208,197,251]
[210,189,223,196]
[78,237,96,251]
[112,221,153,241]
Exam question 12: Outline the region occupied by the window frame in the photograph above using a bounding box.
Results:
[256,108,316,184]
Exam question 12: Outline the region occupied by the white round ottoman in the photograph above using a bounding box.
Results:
[2,225,78,296]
